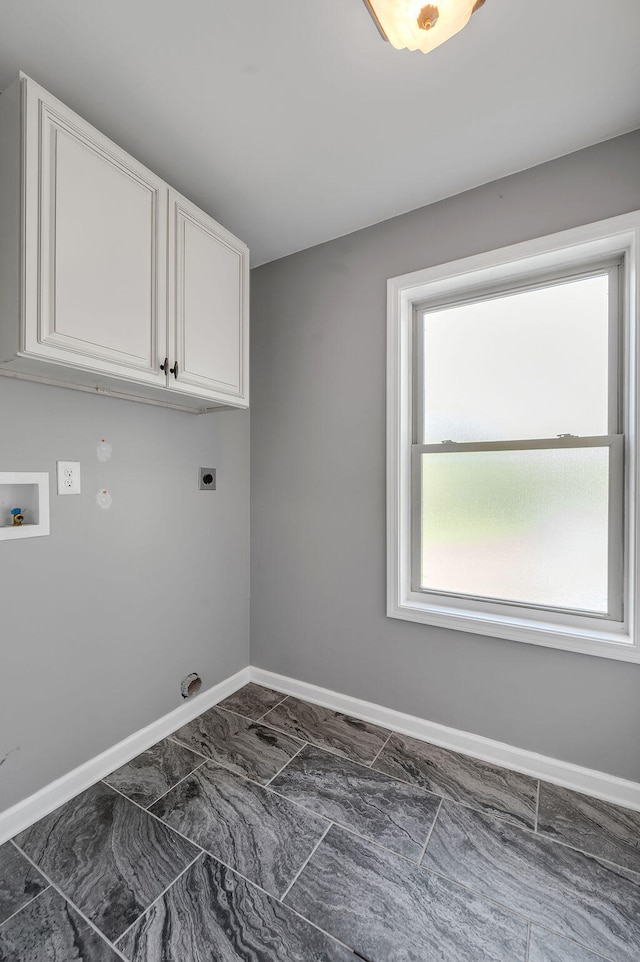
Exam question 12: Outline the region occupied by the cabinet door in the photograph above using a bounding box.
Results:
[168,190,249,405]
[21,77,167,384]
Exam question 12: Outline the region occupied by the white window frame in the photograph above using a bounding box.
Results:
[387,211,640,662]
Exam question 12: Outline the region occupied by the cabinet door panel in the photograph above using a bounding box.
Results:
[22,80,167,382]
[169,191,248,403]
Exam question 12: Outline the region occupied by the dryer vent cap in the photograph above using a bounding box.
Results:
[181,673,202,699]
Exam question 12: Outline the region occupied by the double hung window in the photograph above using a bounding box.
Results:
[387,213,640,660]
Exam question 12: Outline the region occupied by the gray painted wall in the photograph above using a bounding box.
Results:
[0,377,249,810]
[250,130,640,782]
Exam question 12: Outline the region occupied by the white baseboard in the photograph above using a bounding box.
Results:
[0,667,250,845]
[4,662,640,845]
[250,667,640,812]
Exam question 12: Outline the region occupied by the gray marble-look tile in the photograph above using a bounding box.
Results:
[218,683,287,720]
[537,781,640,874]
[528,926,612,962]
[103,737,204,807]
[150,762,328,899]
[119,853,353,961]
[374,733,537,829]
[285,824,528,962]
[14,782,199,942]
[270,744,440,860]
[0,842,48,925]
[0,887,121,961]
[423,800,640,962]
[262,697,390,765]
[171,705,303,784]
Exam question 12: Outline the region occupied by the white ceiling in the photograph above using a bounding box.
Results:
[2,1,639,266]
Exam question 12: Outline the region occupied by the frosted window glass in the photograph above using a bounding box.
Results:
[422,275,609,442]
[420,447,610,612]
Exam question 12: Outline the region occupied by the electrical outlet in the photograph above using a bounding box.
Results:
[199,467,216,490]
[56,460,81,495]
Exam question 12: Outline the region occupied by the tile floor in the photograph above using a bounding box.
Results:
[1,683,640,960]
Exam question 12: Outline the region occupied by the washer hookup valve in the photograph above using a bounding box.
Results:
[10,507,24,526]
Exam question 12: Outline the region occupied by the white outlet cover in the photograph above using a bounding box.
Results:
[56,460,81,495]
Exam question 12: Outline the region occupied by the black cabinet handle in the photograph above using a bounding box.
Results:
[170,361,179,380]
[160,357,169,374]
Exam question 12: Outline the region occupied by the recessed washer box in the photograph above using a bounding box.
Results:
[0,472,50,540]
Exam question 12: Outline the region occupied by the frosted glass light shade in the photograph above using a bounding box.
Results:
[364,0,480,53]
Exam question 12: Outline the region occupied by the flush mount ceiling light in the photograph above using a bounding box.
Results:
[364,0,486,53]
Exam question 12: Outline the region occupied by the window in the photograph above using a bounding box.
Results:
[387,212,640,661]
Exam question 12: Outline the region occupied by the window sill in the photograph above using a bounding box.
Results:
[388,594,640,662]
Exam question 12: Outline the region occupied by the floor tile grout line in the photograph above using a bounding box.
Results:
[10,808,616,962]
[277,900,356,955]
[216,754,437,863]
[103,770,378,947]
[419,863,536,927]
[265,779,586,876]
[171,708,381,775]
[164,718,449,845]
[240,691,545,798]
[331,745,540,825]
[272,817,534,952]
[166,712,640,880]
[261,724,387,768]
[108,749,549,878]
[417,797,443,865]
[263,741,309,787]
[12,695,636,957]
[264,783,426,864]
[530,924,617,962]
[114,850,204,947]
[166,733,214,762]
[534,780,540,832]
[8,713,625,962]
[435,795,536,832]
[163,843,357,956]
[15,821,519,961]
[133,757,210,810]
[103,781,210,857]
[238,699,390,766]
[142,748,331,828]
[264,735,449,819]
[255,691,290,721]
[270,737,442,789]
[136,748,441,869]
[217,705,270,723]
[170,706,308,756]
[368,731,393,769]
[24,712,640,885]
[307,812,440,870]
[0,881,51,931]
[418,859,624,960]
[525,921,531,962]
[110,821,357,957]
[168,722,306,770]
[165,692,637,844]
[164,739,296,780]
[279,821,334,902]
[9,840,130,961]
[423,794,640,879]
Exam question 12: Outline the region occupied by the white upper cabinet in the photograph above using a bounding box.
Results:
[23,76,168,384]
[0,74,249,412]
[168,190,249,404]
